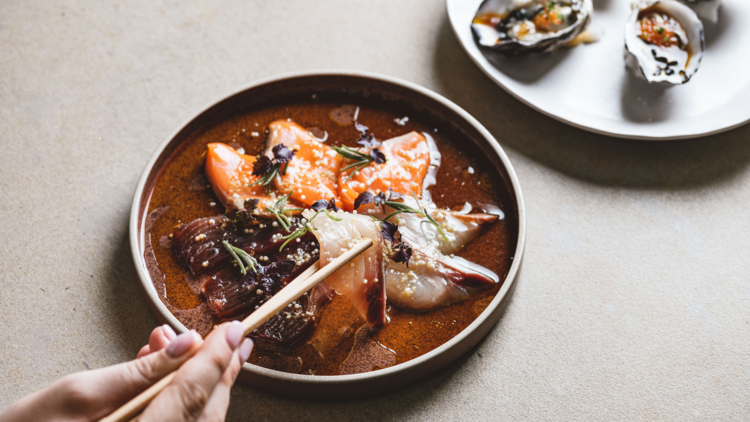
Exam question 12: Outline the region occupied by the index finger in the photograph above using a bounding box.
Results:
[139,321,246,422]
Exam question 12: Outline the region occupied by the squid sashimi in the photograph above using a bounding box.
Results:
[384,196,500,312]
[205,143,294,215]
[266,120,343,207]
[304,209,387,327]
[338,131,435,212]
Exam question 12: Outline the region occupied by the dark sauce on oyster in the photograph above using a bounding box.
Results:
[636,7,691,76]
[474,1,579,42]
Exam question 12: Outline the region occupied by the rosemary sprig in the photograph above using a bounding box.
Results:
[382,193,449,242]
[331,145,376,183]
[278,209,342,251]
[265,192,303,232]
[249,162,280,194]
[222,240,259,276]
[332,124,386,183]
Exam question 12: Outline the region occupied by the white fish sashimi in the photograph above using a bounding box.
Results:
[305,210,387,327]
[383,196,500,312]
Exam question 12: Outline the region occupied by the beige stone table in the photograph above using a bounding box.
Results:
[1,1,749,420]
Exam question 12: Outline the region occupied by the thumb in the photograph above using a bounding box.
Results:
[12,330,205,422]
[82,330,203,419]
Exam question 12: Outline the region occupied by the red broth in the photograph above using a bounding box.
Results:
[146,94,518,375]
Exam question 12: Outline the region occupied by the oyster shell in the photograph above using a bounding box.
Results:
[472,0,593,55]
[677,0,722,24]
[624,0,705,85]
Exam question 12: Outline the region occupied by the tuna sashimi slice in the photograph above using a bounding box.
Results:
[172,215,317,275]
[201,260,332,352]
[305,209,387,327]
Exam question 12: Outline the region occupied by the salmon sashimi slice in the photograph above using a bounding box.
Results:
[304,209,387,327]
[338,131,436,212]
[382,196,500,312]
[204,143,297,216]
[266,120,343,207]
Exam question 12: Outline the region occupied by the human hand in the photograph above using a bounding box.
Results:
[0,321,253,422]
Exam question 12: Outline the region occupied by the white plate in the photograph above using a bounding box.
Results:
[447,0,750,140]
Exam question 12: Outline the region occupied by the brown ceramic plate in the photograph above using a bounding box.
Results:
[129,71,526,399]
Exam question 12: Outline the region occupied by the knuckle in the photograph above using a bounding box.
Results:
[129,354,160,385]
[177,380,211,420]
[206,349,232,375]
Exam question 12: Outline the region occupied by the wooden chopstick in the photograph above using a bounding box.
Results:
[102,238,373,422]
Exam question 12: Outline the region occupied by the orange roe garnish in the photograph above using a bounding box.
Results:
[638,11,683,48]
[534,2,566,32]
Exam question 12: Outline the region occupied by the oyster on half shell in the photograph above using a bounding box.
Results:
[472,0,593,55]
[677,0,722,24]
[624,0,705,85]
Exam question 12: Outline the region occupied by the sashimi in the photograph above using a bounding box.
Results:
[304,209,387,327]
[172,215,318,275]
[382,196,500,312]
[266,120,343,207]
[205,143,294,215]
[201,260,332,351]
[338,131,433,212]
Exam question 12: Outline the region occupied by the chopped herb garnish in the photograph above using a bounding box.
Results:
[390,243,413,267]
[332,124,386,183]
[222,240,259,276]
[379,219,399,244]
[242,260,296,290]
[375,217,412,267]
[311,198,340,212]
[352,189,392,212]
[656,26,665,34]
[354,190,448,241]
[353,191,374,210]
[248,144,296,193]
[231,198,259,228]
[265,192,303,232]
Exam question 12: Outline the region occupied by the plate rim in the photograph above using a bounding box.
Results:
[446,0,750,141]
[129,69,526,395]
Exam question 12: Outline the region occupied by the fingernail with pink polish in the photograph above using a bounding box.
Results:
[166,331,196,357]
[162,324,177,341]
[239,338,254,363]
[226,321,245,350]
